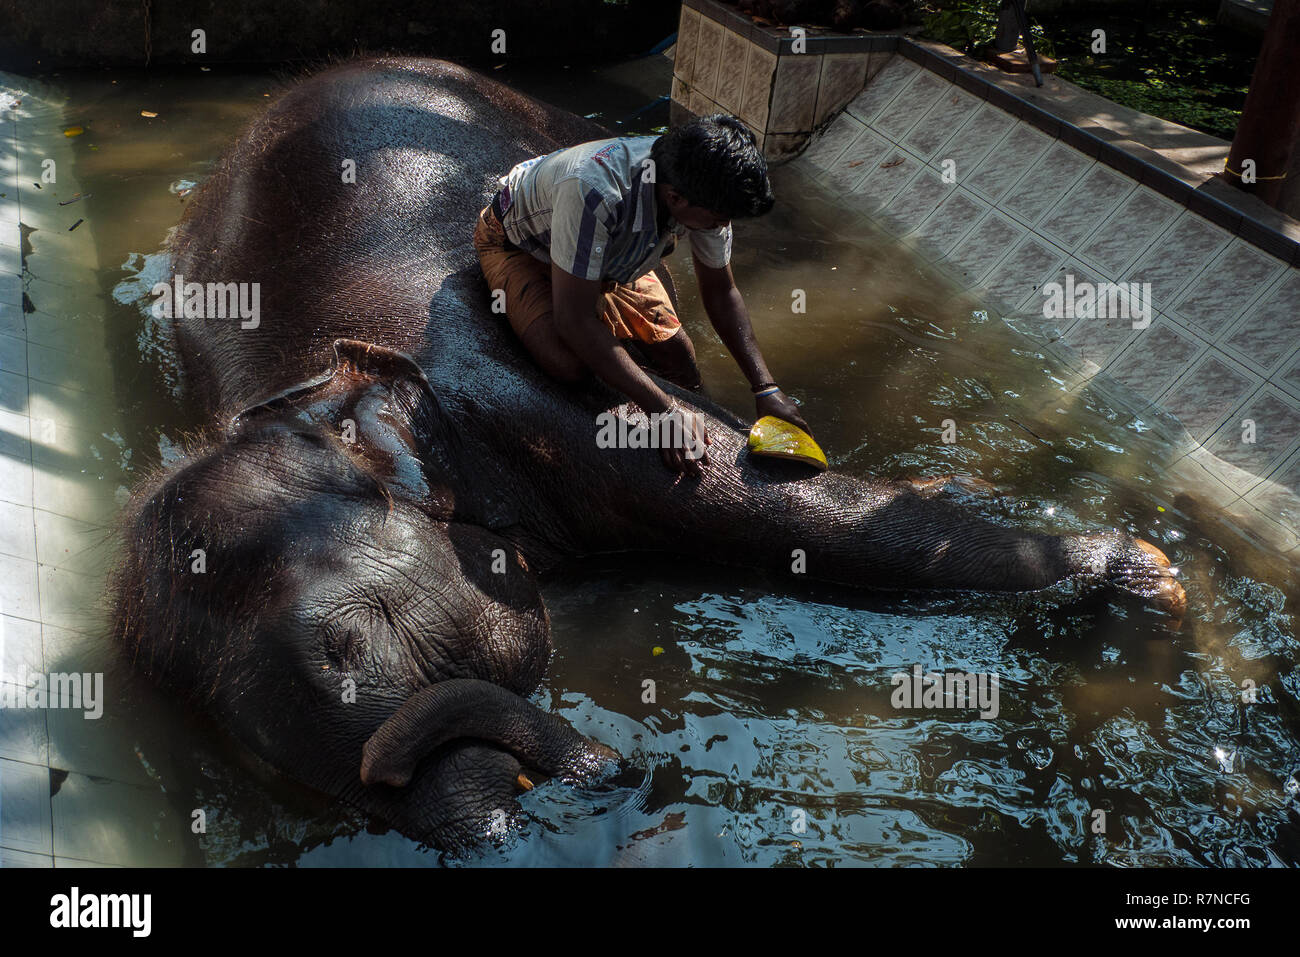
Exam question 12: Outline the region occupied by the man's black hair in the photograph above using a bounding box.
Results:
[651,113,776,220]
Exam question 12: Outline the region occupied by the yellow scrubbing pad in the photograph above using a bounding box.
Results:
[746,416,828,471]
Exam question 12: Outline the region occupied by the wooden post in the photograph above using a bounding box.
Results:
[1225,0,1300,214]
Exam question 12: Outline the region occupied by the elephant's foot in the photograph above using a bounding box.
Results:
[360,678,619,789]
[1069,534,1187,628]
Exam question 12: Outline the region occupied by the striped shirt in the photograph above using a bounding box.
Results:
[496,135,733,284]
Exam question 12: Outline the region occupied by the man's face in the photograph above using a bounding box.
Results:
[664,187,730,231]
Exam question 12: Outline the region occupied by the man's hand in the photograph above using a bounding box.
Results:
[756,389,810,434]
[660,403,711,476]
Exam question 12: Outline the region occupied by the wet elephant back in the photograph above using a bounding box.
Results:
[167,57,607,418]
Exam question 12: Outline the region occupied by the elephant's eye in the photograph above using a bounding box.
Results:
[319,621,366,671]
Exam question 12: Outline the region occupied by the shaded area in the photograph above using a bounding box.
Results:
[0,0,681,70]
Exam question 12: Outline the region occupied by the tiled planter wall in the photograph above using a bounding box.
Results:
[671,0,896,161]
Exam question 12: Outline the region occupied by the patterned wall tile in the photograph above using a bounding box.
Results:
[671,74,689,110]
[1003,142,1094,227]
[865,51,891,83]
[814,53,869,129]
[844,56,919,125]
[768,53,823,133]
[965,122,1052,202]
[1123,211,1233,316]
[851,146,923,215]
[1172,238,1287,339]
[693,15,725,100]
[908,188,991,261]
[942,211,1026,286]
[1243,447,1300,531]
[1157,354,1261,441]
[689,88,718,117]
[713,29,752,115]
[739,44,777,131]
[928,103,1015,188]
[1076,186,1180,278]
[902,88,981,161]
[1060,309,1144,370]
[802,114,868,172]
[876,165,952,237]
[1279,349,1300,401]
[820,125,892,193]
[674,5,702,86]
[1201,386,1300,491]
[981,235,1065,315]
[1221,269,1300,376]
[1103,316,1208,400]
[1038,165,1135,249]
[1017,259,1108,314]
[871,70,950,141]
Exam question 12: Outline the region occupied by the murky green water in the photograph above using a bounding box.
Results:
[20,59,1300,866]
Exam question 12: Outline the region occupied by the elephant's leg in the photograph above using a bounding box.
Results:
[553,414,1186,624]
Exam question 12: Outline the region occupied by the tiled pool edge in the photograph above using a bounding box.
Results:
[671,4,1300,556]
[1,73,191,868]
[792,50,1300,556]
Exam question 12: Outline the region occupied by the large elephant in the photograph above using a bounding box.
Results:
[110,58,1185,851]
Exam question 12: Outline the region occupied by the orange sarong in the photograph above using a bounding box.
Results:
[473,205,680,344]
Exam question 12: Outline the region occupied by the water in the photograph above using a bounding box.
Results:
[10,59,1299,867]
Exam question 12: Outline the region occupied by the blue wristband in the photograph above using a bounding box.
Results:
[754,385,780,398]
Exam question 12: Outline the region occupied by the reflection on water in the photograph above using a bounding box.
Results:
[19,60,1300,867]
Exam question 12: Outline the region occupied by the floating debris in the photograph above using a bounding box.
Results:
[652,646,664,656]
[68,218,83,231]
[169,179,197,197]
[63,125,84,137]
[57,193,90,206]
[140,110,158,118]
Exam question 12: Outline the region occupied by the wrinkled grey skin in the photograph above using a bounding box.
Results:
[110,58,1185,851]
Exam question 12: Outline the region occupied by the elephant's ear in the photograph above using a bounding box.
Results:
[228,339,433,433]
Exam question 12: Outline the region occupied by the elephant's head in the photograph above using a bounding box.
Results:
[110,339,617,848]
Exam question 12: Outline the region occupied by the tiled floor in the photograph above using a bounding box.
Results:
[799,53,1300,553]
[0,74,187,867]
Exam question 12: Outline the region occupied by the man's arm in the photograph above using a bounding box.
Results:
[551,265,710,474]
[694,256,810,432]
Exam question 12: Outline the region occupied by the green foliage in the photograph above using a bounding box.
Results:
[922,0,1055,58]
[920,2,1252,140]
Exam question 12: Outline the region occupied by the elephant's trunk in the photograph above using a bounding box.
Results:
[360,678,619,788]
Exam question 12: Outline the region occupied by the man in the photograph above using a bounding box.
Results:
[473,112,810,474]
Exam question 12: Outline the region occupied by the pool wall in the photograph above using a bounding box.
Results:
[671,0,1300,556]
[1,76,189,867]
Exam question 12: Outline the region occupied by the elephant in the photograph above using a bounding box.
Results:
[109,57,1186,851]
